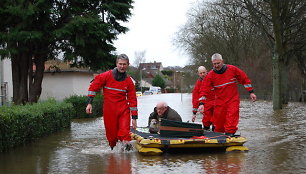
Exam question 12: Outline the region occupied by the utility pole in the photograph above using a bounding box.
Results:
[174,71,176,90]
[140,69,142,92]
[180,73,184,102]
[140,68,146,92]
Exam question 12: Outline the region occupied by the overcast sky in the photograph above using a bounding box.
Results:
[113,0,197,67]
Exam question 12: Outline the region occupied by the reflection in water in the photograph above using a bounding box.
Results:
[105,153,132,174]
[0,94,305,174]
[135,152,245,174]
[202,153,245,174]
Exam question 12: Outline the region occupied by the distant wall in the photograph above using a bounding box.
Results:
[1,59,94,103]
[2,59,13,103]
[40,71,93,101]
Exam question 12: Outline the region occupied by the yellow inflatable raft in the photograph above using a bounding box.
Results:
[131,127,248,155]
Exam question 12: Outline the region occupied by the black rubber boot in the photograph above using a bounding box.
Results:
[124,143,133,151]
[204,126,210,130]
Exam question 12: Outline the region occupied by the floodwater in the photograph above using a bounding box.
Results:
[0,93,305,174]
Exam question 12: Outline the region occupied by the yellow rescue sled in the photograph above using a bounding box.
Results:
[131,127,248,155]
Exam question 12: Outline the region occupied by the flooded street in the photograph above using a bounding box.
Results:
[0,93,305,174]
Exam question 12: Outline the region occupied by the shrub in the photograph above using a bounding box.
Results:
[0,99,73,152]
[64,95,103,119]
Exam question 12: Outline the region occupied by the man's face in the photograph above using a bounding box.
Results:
[116,59,129,73]
[156,105,167,116]
[198,69,207,79]
[212,59,224,71]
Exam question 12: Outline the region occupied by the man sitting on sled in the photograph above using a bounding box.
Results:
[148,101,182,133]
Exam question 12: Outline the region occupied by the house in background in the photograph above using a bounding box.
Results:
[138,61,163,89]
[40,59,94,101]
[139,61,163,71]
[139,61,163,78]
[0,58,94,104]
[140,78,152,88]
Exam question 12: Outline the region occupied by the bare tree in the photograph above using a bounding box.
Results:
[233,0,305,109]
[175,0,306,109]
[133,50,146,68]
[174,0,271,96]
[175,1,267,65]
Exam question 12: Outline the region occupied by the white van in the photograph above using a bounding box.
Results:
[149,86,161,94]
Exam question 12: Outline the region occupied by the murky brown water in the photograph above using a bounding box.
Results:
[0,93,305,174]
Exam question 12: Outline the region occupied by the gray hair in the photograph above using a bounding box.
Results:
[157,101,168,108]
[116,54,129,63]
[211,53,223,61]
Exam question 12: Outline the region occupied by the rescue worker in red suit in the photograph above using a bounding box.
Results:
[191,66,215,131]
[198,53,256,137]
[86,54,138,150]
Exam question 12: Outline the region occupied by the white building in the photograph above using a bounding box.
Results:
[0,58,12,105]
[41,70,93,101]
[0,58,94,105]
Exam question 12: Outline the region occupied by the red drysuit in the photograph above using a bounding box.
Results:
[192,77,215,127]
[200,65,254,133]
[87,70,138,148]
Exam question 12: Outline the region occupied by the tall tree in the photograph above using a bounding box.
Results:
[236,0,306,109]
[0,0,134,104]
[152,74,166,89]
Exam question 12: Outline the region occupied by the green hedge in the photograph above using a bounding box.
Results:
[0,99,73,152]
[64,95,103,119]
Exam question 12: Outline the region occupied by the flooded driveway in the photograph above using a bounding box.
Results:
[0,93,305,174]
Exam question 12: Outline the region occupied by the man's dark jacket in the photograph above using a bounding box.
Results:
[148,106,182,126]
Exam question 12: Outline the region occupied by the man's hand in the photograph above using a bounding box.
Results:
[198,105,204,113]
[132,119,137,129]
[86,104,93,114]
[250,93,257,102]
[192,114,196,122]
